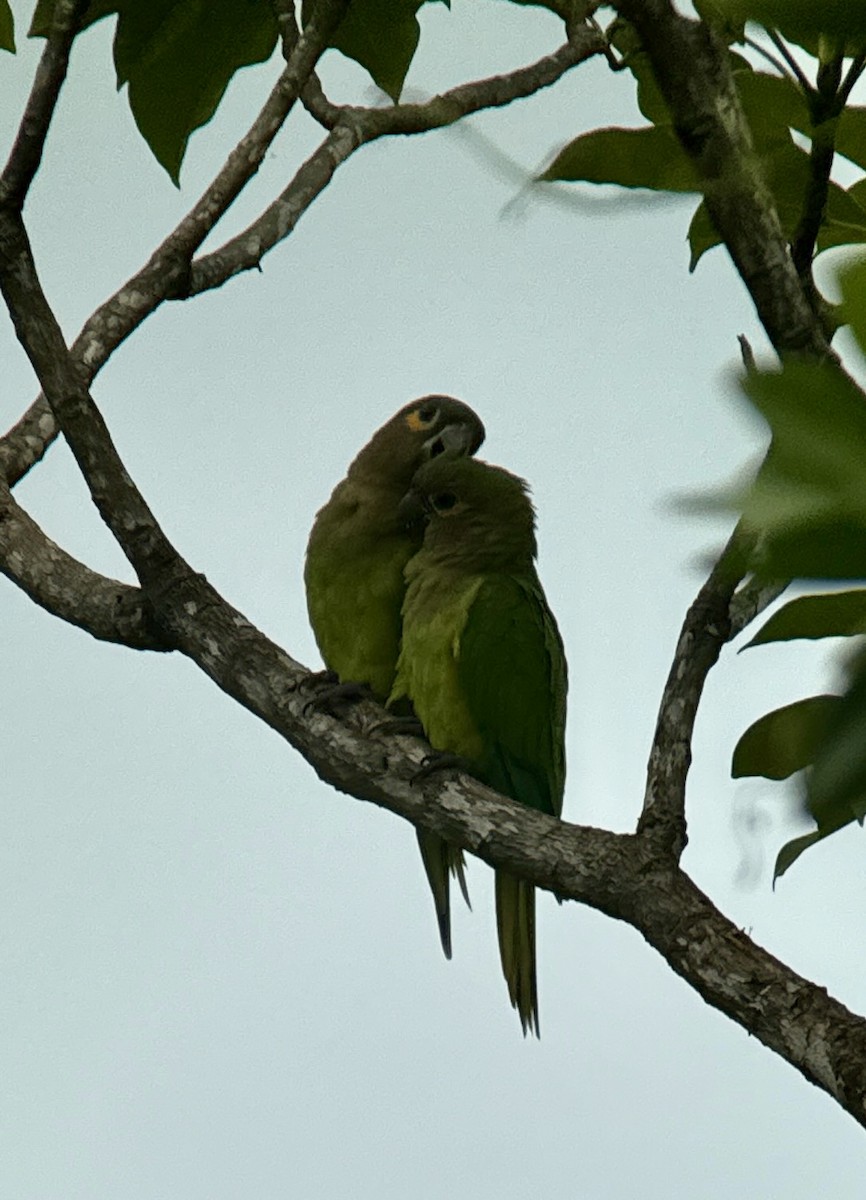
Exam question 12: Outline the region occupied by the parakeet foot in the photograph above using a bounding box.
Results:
[367,714,426,738]
[300,671,370,717]
[411,750,472,785]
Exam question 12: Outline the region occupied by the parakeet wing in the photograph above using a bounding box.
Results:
[457,574,566,816]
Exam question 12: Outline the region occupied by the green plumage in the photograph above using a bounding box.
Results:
[304,396,485,957]
[392,457,567,1035]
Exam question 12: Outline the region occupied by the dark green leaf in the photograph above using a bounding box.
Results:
[0,0,13,51]
[115,0,278,183]
[809,649,866,813]
[734,363,866,577]
[29,0,117,37]
[732,695,841,779]
[688,201,718,270]
[745,590,866,647]
[542,126,700,191]
[609,20,671,124]
[694,0,746,42]
[304,0,424,102]
[690,139,866,267]
[774,809,855,880]
[734,69,810,147]
[713,0,866,53]
[839,255,866,356]
[835,108,866,172]
[502,0,568,12]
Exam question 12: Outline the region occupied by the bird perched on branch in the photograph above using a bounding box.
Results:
[305,396,485,958]
[391,456,567,1035]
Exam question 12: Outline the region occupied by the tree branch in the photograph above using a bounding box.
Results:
[0,0,87,210]
[37,529,866,1130]
[0,0,350,487]
[610,0,833,361]
[0,213,183,587]
[638,525,748,857]
[0,23,603,484]
[0,482,167,650]
[190,26,604,291]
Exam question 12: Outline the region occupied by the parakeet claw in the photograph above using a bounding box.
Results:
[367,714,426,739]
[411,751,471,785]
[300,671,370,717]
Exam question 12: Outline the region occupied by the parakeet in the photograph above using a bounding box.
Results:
[391,456,567,1036]
[304,396,485,958]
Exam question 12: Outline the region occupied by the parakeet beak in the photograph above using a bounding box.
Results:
[397,487,427,530]
[424,420,484,461]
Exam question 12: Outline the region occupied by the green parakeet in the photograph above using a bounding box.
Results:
[305,396,485,958]
[391,456,567,1035]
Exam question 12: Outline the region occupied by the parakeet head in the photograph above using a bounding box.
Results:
[347,396,485,491]
[403,457,537,569]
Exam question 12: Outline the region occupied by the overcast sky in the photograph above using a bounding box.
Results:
[3,2,866,1197]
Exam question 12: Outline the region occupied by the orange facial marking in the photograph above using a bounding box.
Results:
[405,409,429,433]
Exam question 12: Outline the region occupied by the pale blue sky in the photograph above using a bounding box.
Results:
[3,2,866,1197]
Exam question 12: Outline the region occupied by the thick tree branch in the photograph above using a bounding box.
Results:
[0,24,603,483]
[54,544,866,1130]
[0,482,166,649]
[0,0,87,210]
[611,0,834,361]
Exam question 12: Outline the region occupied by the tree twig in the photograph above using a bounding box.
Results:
[190,26,604,293]
[765,29,814,97]
[0,0,87,210]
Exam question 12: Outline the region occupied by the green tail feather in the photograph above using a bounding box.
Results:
[417,829,471,959]
[495,871,538,1036]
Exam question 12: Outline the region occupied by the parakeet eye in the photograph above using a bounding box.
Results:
[417,403,438,424]
[431,491,458,512]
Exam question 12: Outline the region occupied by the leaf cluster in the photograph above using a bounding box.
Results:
[543,9,866,272]
[729,259,866,878]
[13,0,453,182]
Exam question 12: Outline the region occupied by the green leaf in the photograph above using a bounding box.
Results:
[835,108,866,172]
[746,590,866,647]
[734,69,810,147]
[609,20,671,124]
[31,0,279,181]
[735,363,866,576]
[114,0,278,184]
[713,0,866,54]
[687,201,718,270]
[29,0,118,37]
[732,695,841,779]
[809,649,866,812]
[690,142,866,268]
[304,0,425,102]
[0,0,13,51]
[694,0,746,42]
[542,126,700,191]
[839,255,866,356]
[773,809,854,880]
[771,650,866,878]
